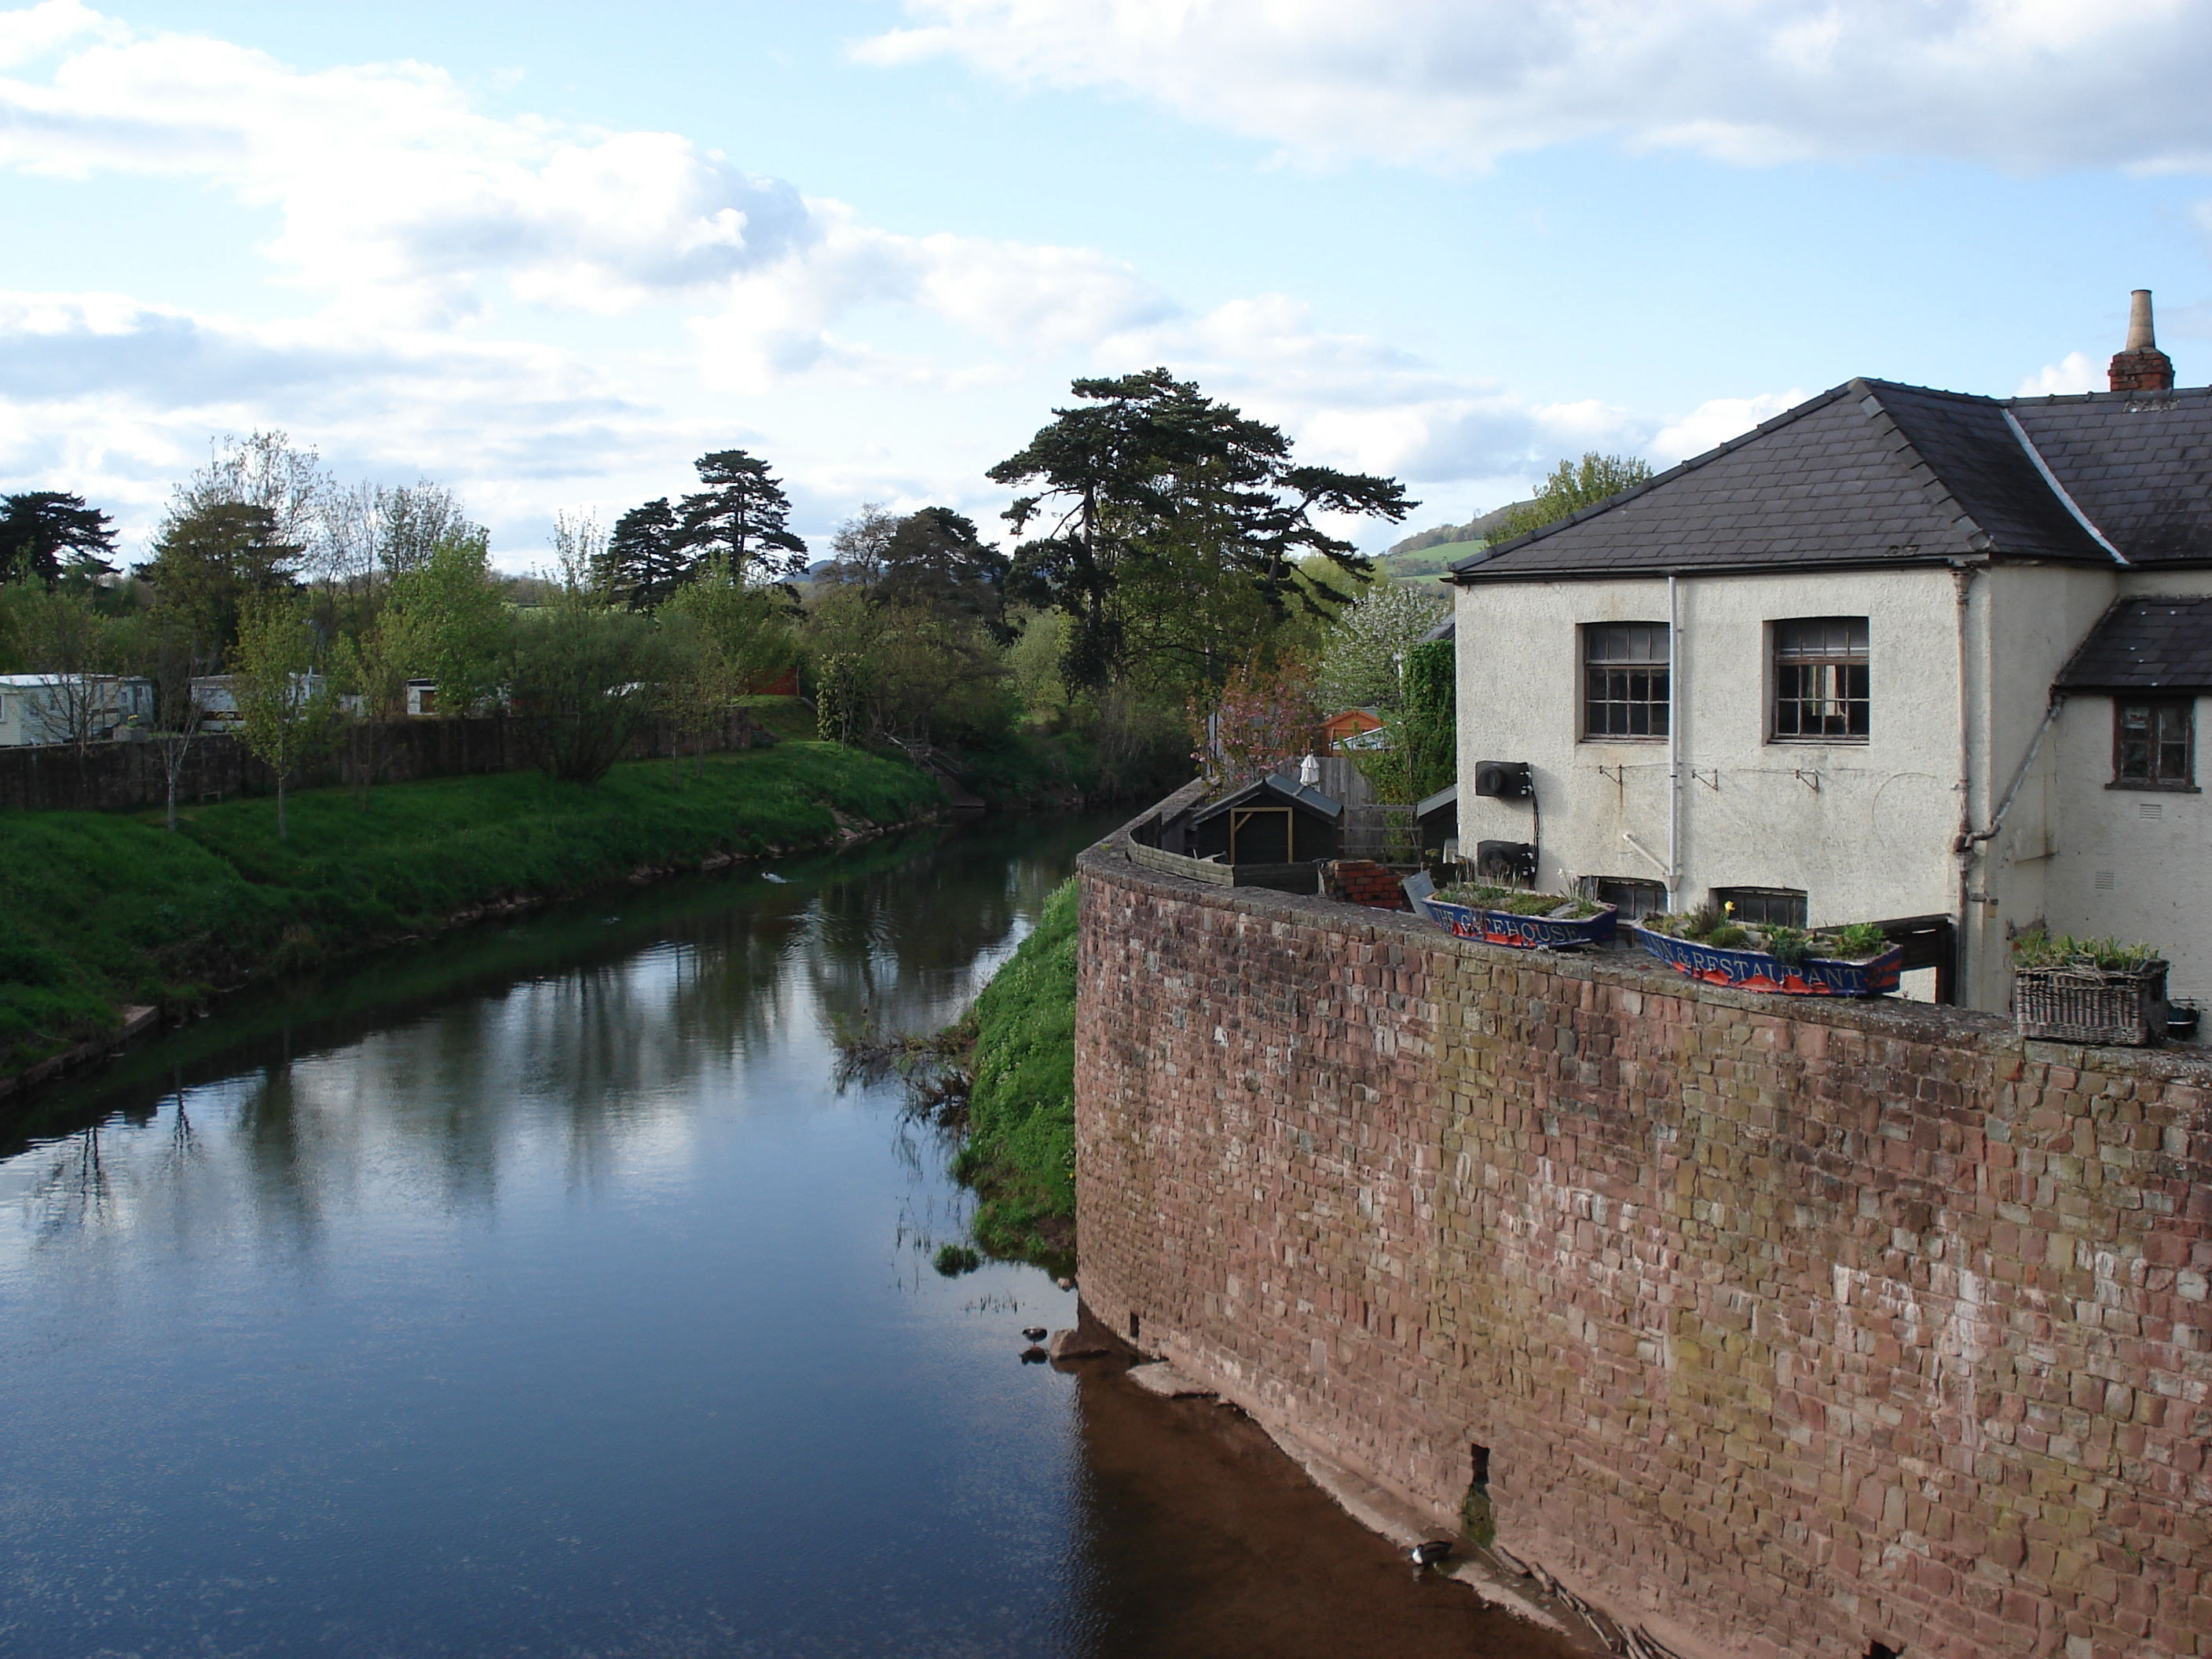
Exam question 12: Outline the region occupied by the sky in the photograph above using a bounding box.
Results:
[2,0,2210,570]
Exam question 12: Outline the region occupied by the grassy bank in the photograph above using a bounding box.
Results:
[0,742,941,1084]
[950,875,1079,1264]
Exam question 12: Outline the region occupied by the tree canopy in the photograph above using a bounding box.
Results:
[137,501,302,657]
[675,449,808,585]
[987,368,1412,692]
[602,497,685,610]
[1486,452,1654,544]
[0,493,119,587]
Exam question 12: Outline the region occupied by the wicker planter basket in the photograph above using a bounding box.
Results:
[2012,961,2169,1046]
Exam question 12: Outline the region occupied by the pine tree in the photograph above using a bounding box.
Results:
[0,492,119,587]
[674,450,808,586]
[603,497,687,610]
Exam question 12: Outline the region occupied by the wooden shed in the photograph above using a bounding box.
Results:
[1189,774,1342,866]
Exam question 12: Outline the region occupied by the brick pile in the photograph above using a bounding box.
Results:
[1075,837,2212,1659]
[1324,859,1412,911]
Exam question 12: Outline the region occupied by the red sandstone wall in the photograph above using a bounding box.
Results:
[1075,847,2212,1659]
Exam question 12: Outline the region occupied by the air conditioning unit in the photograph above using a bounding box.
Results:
[1474,761,1533,799]
[1474,840,1536,881]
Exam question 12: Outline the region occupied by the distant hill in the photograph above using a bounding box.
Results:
[1376,500,1533,581]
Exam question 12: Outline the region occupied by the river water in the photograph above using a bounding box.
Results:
[0,815,1566,1659]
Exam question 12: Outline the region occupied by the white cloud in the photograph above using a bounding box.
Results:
[1096,294,1639,488]
[690,203,1171,394]
[0,288,665,551]
[0,6,1787,562]
[0,26,822,324]
[0,0,118,68]
[1649,389,1806,464]
[860,1,2212,174]
[2015,351,2101,397]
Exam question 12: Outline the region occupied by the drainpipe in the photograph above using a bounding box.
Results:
[1667,572,1682,909]
[1950,566,1979,1002]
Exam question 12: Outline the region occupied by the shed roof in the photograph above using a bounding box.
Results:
[1415,781,1456,819]
[1448,379,2212,584]
[2054,595,2212,693]
[1189,772,1343,824]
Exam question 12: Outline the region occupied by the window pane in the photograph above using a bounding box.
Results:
[2115,700,2195,786]
[1584,624,1669,738]
[1772,616,1870,742]
[1712,888,1809,928]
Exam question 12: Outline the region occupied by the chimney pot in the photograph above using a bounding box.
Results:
[2109,287,2175,394]
[2126,289,2157,351]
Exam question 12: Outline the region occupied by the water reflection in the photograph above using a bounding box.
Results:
[0,809,1569,1658]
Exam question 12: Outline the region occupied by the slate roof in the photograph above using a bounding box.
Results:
[1449,379,2212,583]
[2055,596,2212,693]
[2012,387,2212,564]
[1190,772,1343,823]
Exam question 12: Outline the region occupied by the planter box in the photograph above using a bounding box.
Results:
[1632,925,1903,998]
[2013,962,2168,1046]
[1423,896,1618,951]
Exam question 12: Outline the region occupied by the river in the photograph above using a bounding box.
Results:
[0,814,1567,1658]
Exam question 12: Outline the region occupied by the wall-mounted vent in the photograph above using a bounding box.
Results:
[2140,800,2163,822]
[1474,761,1533,799]
[1474,840,1537,881]
[2095,870,2117,892]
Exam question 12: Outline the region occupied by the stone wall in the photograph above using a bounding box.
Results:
[1075,837,2212,1659]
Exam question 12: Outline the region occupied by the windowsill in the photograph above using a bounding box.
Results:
[2105,779,2202,793]
[1577,735,1667,745]
[1768,737,1870,747]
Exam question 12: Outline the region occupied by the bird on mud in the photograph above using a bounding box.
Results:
[1021,1326,1047,1342]
[1410,1541,1454,1571]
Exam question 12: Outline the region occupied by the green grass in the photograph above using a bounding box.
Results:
[950,875,1079,1266]
[736,694,821,744]
[0,742,941,1081]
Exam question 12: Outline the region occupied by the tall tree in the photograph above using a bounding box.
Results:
[655,555,793,782]
[168,431,333,563]
[876,507,1013,643]
[372,481,475,579]
[674,450,808,586]
[383,530,508,716]
[988,368,1412,693]
[142,613,217,831]
[232,591,338,840]
[602,498,687,610]
[13,588,126,757]
[137,502,300,660]
[0,493,118,587]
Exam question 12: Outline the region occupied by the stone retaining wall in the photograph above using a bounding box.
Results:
[1074,833,2212,1659]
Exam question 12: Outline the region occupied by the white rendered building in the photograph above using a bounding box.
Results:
[1450,295,2212,1012]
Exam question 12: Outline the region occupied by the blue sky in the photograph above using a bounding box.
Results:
[3,0,2209,567]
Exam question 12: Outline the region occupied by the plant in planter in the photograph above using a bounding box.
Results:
[1632,910,1902,998]
[2010,932,2169,1046]
[1420,881,1617,950]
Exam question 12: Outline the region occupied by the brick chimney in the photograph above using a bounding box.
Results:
[2108,289,2175,393]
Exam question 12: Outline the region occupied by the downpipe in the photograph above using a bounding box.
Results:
[1950,566,1979,998]
[1667,573,1681,909]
